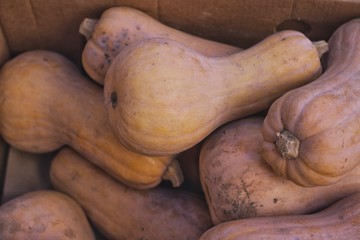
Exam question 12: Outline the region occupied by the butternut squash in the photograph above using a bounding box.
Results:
[262,18,360,187]
[0,190,95,240]
[79,6,240,84]
[200,117,360,225]
[0,50,180,189]
[50,147,212,240]
[199,192,360,240]
[104,31,327,156]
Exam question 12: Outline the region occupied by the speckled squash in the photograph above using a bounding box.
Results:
[200,117,360,225]
[104,31,327,156]
[80,6,240,84]
[50,147,212,240]
[0,190,95,240]
[0,50,178,189]
[262,18,360,187]
[199,192,360,240]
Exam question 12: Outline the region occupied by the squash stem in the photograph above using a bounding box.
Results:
[79,18,99,40]
[313,40,329,58]
[275,130,300,160]
[162,159,184,187]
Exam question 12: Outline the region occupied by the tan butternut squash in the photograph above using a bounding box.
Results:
[79,6,240,84]
[0,50,181,189]
[0,190,95,240]
[104,31,327,156]
[200,117,360,225]
[50,147,212,240]
[199,192,360,240]
[262,18,360,187]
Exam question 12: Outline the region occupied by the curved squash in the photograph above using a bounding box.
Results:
[200,117,360,225]
[104,30,326,156]
[262,18,360,186]
[0,50,178,189]
[50,147,212,240]
[0,190,95,240]
[199,192,360,240]
[80,6,240,84]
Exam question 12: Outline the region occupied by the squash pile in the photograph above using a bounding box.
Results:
[1,6,360,239]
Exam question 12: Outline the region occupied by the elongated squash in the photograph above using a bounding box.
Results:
[0,50,179,189]
[0,190,95,240]
[262,18,360,186]
[200,192,360,240]
[104,30,327,156]
[80,6,240,84]
[50,147,212,240]
[200,117,360,225]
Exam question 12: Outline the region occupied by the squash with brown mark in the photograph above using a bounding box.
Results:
[199,192,360,240]
[104,30,327,156]
[0,190,95,240]
[0,50,180,189]
[50,147,213,240]
[79,6,240,84]
[200,117,360,225]
[262,18,360,187]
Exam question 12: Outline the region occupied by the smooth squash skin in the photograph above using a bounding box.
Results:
[199,192,360,240]
[0,50,176,189]
[104,30,326,156]
[200,117,360,225]
[262,18,360,187]
[80,6,240,84]
[0,190,95,240]
[50,147,213,240]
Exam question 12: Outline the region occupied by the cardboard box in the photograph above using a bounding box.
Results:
[0,0,360,238]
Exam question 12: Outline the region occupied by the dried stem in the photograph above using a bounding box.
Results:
[162,158,184,187]
[275,130,300,160]
[79,18,99,41]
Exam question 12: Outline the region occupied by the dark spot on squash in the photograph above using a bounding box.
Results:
[111,92,117,109]
[43,57,48,61]
[136,25,141,30]
[64,227,76,238]
[219,180,257,219]
[273,198,278,203]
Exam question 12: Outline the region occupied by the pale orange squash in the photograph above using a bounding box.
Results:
[0,50,180,189]
[262,18,360,186]
[104,30,327,156]
[80,6,240,84]
[50,147,213,240]
[200,117,360,225]
[0,190,95,240]
[200,192,360,240]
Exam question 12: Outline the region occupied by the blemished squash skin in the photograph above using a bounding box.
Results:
[104,30,325,156]
[199,192,360,240]
[50,147,213,240]
[0,190,95,240]
[80,6,240,84]
[200,117,360,225]
[0,50,173,189]
[262,18,360,187]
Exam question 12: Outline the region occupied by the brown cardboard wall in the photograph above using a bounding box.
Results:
[0,24,9,66]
